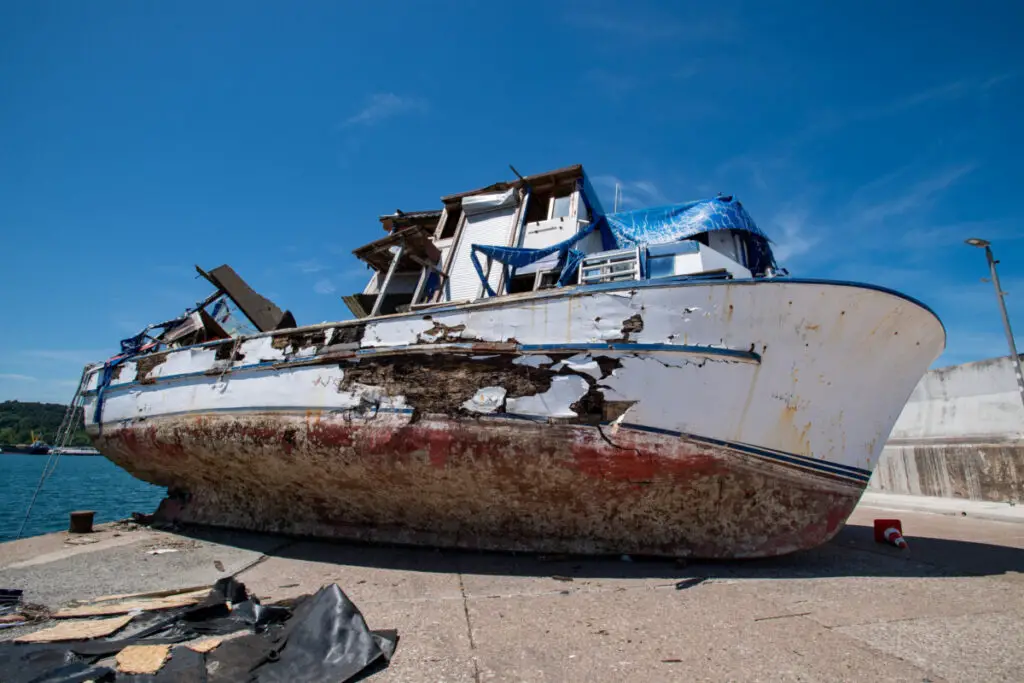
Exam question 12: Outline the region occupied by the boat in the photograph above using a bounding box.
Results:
[77,164,945,558]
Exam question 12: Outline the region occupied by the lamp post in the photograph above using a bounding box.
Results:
[965,238,1024,410]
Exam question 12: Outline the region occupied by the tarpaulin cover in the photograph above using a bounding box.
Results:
[596,195,777,275]
[470,220,608,297]
[0,578,397,683]
[468,194,777,294]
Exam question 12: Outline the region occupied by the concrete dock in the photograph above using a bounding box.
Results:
[2,494,1023,682]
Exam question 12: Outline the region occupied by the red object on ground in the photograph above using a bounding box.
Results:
[873,518,908,549]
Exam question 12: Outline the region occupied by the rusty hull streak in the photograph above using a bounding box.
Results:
[92,413,860,559]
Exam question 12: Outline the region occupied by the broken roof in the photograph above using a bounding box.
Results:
[377,209,442,233]
[352,224,442,272]
[440,164,584,203]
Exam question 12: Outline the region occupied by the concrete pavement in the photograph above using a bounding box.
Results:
[2,492,1023,681]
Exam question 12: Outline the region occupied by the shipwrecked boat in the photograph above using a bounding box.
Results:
[79,164,945,558]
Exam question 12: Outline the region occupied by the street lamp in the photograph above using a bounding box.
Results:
[965,238,1024,410]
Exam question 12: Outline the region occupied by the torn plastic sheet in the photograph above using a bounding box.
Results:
[0,579,396,683]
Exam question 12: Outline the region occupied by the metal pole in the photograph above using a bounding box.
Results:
[984,245,1024,410]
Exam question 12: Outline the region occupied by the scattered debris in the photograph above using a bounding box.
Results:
[662,658,683,663]
[551,575,574,582]
[186,634,234,653]
[214,560,226,572]
[1,578,398,683]
[753,611,813,622]
[674,578,707,591]
[15,614,134,643]
[146,548,180,555]
[116,643,170,674]
[64,535,100,546]
[54,588,210,618]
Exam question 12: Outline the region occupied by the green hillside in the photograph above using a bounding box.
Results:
[0,401,91,446]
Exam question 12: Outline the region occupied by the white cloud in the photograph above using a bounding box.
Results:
[314,278,337,295]
[591,175,670,210]
[853,165,976,224]
[768,208,818,264]
[292,259,327,274]
[341,93,428,128]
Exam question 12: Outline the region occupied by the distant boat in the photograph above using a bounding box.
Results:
[49,446,100,456]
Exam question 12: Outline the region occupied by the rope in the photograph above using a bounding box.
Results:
[16,450,61,540]
[16,369,88,539]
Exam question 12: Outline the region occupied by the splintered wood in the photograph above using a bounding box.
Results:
[54,589,211,618]
[116,644,171,674]
[15,614,134,643]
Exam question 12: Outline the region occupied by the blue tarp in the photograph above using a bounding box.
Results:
[468,194,776,296]
[470,220,607,296]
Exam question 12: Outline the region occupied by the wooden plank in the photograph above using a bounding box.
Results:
[54,589,211,618]
[16,614,134,643]
[80,585,211,605]
[197,264,294,332]
[117,644,171,674]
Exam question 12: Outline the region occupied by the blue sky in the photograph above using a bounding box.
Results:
[2,1,1022,403]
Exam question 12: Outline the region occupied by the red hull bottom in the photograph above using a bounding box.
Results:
[91,412,863,559]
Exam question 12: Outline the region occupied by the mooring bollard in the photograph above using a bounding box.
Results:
[69,510,95,534]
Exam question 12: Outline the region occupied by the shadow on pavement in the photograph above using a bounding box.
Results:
[175,519,1024,582]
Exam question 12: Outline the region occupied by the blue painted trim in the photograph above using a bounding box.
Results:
[90,404,415,426]
[519,343,760,362]
[619,422,871,482]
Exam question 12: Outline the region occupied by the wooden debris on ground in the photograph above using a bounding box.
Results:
[15,614,134,643]
[185,633,235,653]
[84,585,210,605]
[116,644,171,674]
[54,589,211,618]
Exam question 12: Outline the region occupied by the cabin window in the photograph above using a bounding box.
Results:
[647,255,676,279]
[552,194,572,218]
[524,192,550,224]
[537,271,560,289]
[508,273,535,294]
[438,205,462,240]
[524,183,576,223]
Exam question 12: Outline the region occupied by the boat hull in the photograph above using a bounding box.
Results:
[91,412,861,558]
[82,278,945,558]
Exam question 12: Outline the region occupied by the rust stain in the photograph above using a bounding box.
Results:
[91,412,863,559]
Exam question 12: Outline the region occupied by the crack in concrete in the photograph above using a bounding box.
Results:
[457,565,482,683]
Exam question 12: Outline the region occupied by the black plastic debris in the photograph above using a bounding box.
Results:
[0,579,397,683]
[674,577,707,590]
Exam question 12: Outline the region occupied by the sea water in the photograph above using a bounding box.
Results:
[0,453,165,542]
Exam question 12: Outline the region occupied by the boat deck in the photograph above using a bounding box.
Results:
[2,493,1023,681]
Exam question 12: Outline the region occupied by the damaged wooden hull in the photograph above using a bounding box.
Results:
[82,277,945,558]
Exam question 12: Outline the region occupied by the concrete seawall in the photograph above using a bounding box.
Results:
[870,354,1024,502]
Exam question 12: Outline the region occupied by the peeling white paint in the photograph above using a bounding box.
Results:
[463,386,507,414]
[551,354,603,380]
[512,354,555,368]
[235,337,286,366]
[506,375,590,418]
[83,279,945,475]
